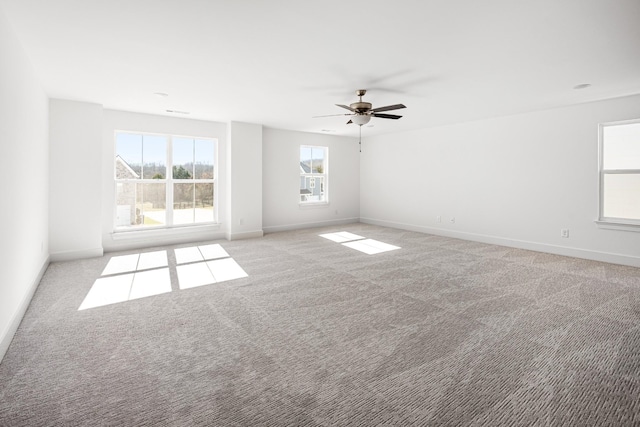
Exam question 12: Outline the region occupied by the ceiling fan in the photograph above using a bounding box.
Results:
[314,89,406,126]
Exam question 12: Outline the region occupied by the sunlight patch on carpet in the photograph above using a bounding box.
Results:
[130,268,172,300]
[207,258,248,282]
[78,274,133,310]
[342,239,401,255]
[80,244,247,310]
[320,231,401,255]
[78,268,171,310]
[177,262,215,290]
[198,244,230,260]
[101,251,168,276]
[319,231,365,243]
[177,258,248,289]
[175,244,247,290]
[175,244,229,264]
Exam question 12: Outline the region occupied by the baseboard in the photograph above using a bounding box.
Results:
[263,217,360,234]
[0,255,50,364]
[50,247,104,262]
[226,230,264,241]
[360,217,640,268]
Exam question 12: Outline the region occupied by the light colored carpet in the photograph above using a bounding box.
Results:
[1,224,639,426]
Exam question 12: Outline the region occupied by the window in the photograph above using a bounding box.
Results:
[300,146,327,203]
[114,132,216,230]
[599,120,640,226]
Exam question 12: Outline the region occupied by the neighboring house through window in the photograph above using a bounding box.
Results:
[114,132,217,230]
[300,145,327,203]
[598,119,640,227]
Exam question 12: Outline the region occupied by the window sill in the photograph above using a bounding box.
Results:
[111,223,221,240]
[594,220,640,233]
[299,201,330,209]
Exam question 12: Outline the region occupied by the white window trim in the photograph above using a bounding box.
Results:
[113,131,218,232]
[299,145,328,206]
[299,201,330,209]
[595,220,640,232]
[110,223,222,240]
[596,118,640,231]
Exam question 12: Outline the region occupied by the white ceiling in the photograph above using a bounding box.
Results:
[2,0,640,136]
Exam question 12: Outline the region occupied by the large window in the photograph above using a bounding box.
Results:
[300,145,327,204]
[115,132,216,230]
[599,120,640,226]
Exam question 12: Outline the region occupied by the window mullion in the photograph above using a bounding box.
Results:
[166,136,174,226]
[192,140,196,223]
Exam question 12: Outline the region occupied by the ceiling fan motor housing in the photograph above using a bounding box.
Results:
[350,101,372,113]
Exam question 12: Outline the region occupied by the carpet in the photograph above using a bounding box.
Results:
[1,224,639,425]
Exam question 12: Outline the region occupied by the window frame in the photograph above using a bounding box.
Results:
[597,118,640,231]
[113,130,218,232]
[299,145,328,206]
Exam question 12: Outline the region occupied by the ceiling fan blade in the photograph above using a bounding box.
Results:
[313,113,351,118]
[371,104,406,113]
[372,113,403,119]
[336,104,356,112]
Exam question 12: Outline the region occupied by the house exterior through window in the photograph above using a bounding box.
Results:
[300,145,327,204]
[114,132,217,230]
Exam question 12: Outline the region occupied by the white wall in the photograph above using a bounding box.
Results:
[49,99,103,261]
[262,128,360,232]
[0,9,49,362]
[101,109,228,252]
[361,94,640,266]
[227,122,263,240]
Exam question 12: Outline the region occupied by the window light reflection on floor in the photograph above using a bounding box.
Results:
[342,239,401,255]
[176,262,214,290]
[129,268,172,300]
[78,267,171,311]
[137,250,169,271]
[207,258,248,283]
[101,250,168,276]
[78,274,133,311]
[319,231,364,243]
[175,244,248,290]
[320,231,401,255]
[174,243,229,265]
[81,250,171,310]
[78,244,248,310]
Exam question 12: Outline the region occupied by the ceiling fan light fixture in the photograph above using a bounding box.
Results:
[351,114,371,126]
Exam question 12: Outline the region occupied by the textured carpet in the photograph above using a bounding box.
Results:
[1,224,639,426]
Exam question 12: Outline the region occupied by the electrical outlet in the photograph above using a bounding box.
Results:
[437,216,441,223]
[239,218,244,225]
[561,229,569,238]
[450,217,455,223]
